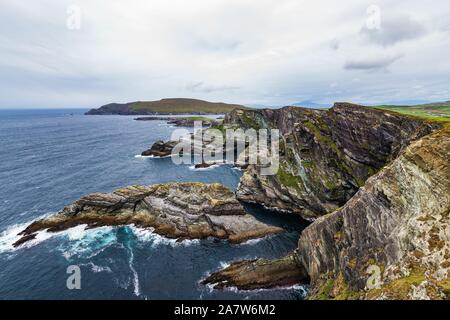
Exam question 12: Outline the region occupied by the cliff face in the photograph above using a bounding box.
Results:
[229,104,437,220]
[204,104,449,299]
[297,125,450,299]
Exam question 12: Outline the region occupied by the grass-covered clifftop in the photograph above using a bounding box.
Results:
[86,98,249,115]
[374,101,450,123]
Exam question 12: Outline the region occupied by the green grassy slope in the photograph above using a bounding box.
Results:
[374,102,450,123]
[86,98,249,115]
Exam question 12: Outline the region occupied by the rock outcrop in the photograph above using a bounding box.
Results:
[141,140,178,157]
[202,254,309,290]
[14,183,283,247]
[231,104,437,220]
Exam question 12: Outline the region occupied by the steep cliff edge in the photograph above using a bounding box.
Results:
[205,104,449,299]
[205,124,449,299]
[231,103,437,220]
[297,124,450,299]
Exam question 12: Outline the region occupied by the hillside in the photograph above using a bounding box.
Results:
[85,98,248,115]
[375,101,450,122]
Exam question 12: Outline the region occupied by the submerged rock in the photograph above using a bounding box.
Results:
[14,183,283,247]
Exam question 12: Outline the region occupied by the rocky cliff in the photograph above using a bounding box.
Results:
[206,104,449,300]
[297,124,450,300]
[229,104,437,220]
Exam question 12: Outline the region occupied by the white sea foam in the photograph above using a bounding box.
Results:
[0,220,200,256]
[134,154,172,159]
[128,247,141,296]
[66,224,89,240]
[240,238,265,246]
[81,262,112,273]
[188,164,220,171]
[0,223,28,253]
[129,226,200,248]
[0,219,56,253]
[58,226,117,260]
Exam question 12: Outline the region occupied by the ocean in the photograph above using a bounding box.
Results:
[0,109,308,300]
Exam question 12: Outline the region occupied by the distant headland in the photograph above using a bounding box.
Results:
[85,98,249,115]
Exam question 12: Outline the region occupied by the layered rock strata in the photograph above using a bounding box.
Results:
[14,183,283,247]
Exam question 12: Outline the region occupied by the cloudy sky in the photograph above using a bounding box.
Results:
[1,0,450,108]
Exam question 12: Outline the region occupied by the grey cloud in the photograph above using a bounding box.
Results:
[361,15,427,46]
[186,82,240,93]
[344,55,402,71]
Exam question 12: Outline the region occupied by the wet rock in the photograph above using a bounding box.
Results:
[14,183,283,247]
[195,162,215,169]
[141,140,177,157]
[202,254,309,290]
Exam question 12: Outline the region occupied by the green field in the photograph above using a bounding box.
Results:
[375,102,450,123]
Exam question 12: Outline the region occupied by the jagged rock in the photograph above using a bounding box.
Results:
[202,254,309,290]
[14,183,283,247]
[195,162,217,169]
[295,124,450,300]
[232,103,438,220]
[141,140,178,157]
[202,104,449,300]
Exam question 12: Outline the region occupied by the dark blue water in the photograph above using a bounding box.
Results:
[0,109,308,300]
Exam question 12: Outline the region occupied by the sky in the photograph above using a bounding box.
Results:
[0,0,450,109]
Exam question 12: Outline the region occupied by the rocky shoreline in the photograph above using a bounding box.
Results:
[17,102,450,300]
[135,116,220,127]
[14,183,283,247]
[201,104,450,300]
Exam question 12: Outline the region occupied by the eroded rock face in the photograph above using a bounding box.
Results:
[202,254,309,290]
[202,105,449,299]
[14,183,283,247]
[296,125,450,300]
[232,103,437,220]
